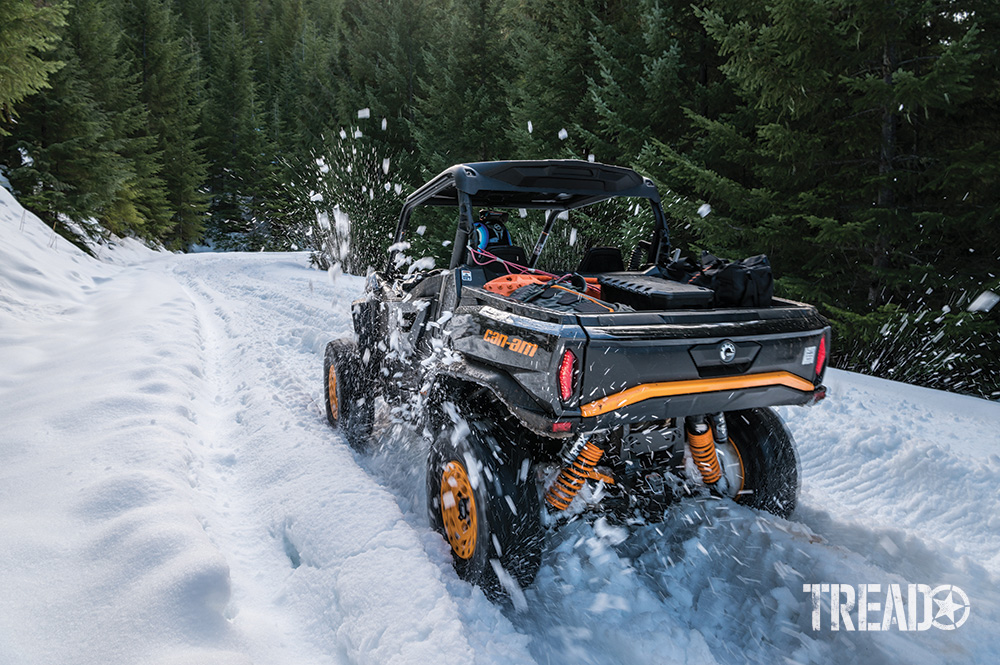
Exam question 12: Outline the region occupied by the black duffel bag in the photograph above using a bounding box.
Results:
[666,252,773,308]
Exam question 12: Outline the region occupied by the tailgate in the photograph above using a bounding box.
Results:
[574,302,830,422]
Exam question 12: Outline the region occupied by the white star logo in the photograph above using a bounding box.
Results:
[930,585,971,630]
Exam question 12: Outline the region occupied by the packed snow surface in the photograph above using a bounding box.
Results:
[1,187,998,664]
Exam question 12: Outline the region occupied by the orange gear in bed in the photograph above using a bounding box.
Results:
[483,273,549,296]
[483,273,602,299]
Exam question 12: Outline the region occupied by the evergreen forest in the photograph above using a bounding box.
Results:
[2,0,998,398]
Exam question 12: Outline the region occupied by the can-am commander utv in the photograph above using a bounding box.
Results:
[323,160,830,601]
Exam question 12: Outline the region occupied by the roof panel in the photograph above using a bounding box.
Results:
[405,160,659,212]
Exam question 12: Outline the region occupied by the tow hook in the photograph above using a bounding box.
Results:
[807,385,828,406]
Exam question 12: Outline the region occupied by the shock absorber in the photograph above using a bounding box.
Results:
[686,415,724,487]
[545,437,608,511]
[709,413,731,495]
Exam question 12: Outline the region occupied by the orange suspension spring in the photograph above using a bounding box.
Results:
[688,425,723,485]
[545,441,606,511]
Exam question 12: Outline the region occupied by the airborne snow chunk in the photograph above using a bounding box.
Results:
[968,290,1000,313]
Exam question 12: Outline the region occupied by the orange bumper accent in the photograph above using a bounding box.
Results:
[579,371,815,418]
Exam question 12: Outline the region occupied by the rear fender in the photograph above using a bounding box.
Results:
[430,367,569,441]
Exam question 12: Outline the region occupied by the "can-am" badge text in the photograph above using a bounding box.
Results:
[484,329,538,357]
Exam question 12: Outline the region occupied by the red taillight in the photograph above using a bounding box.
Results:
[558,349,577,402]
[552,421,572,433]
[815,334,828,377]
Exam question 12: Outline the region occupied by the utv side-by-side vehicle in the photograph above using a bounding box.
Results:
[323,160,830,601]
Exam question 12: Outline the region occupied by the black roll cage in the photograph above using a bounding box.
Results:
[393,160,672,271]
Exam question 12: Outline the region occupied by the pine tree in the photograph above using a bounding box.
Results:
[412,0,516,173]
[118,0,209,247]
[581,1,654,164]
[560,0,727,166]
[642,0,986,310]
[201,13,280,247]
[276,18,338,155]
[70,0,173,237]
[506,0,600,160]
[1,12,132,236]
[915,1,1000,295]
[336,0,430,157]
[0,0,68,133]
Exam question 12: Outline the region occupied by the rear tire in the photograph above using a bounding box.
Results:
[323,339,374,450]
[426,403,543,602]
[721,408,799,518]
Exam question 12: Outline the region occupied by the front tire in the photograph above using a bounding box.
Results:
[717,407,799,518]
[426,403,543,602]
[323,339,374,450]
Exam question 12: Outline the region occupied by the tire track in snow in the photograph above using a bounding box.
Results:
[163,253,537,665]
[0,258,254,664]
[782,373,1000,572]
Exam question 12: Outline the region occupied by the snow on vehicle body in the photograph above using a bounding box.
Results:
[324,160,831,601]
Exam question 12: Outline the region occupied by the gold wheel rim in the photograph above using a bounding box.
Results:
[717,436,745,497]
[328,365,339,420]
[440,461,477,560]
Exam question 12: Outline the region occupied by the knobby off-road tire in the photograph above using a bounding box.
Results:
[721,407,800,518]
[324,339,374,451]
[426,406,544,603]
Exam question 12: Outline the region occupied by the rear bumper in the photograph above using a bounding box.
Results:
[578,371,814,417]
[576,381,823,429]
[507,378,825,437]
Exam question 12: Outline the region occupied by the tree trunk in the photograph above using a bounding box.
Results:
[869,40,899,305]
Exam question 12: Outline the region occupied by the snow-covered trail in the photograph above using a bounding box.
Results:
[162,252,535,665]
[2,187,999,665]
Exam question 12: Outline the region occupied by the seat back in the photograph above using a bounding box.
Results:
[578,246,624,274]
[479,245,528,280]
[489,244,528,266]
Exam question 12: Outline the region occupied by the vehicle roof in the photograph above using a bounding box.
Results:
[404,160,661,211]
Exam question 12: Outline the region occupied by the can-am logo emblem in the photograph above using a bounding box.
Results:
[719,340,737,363]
